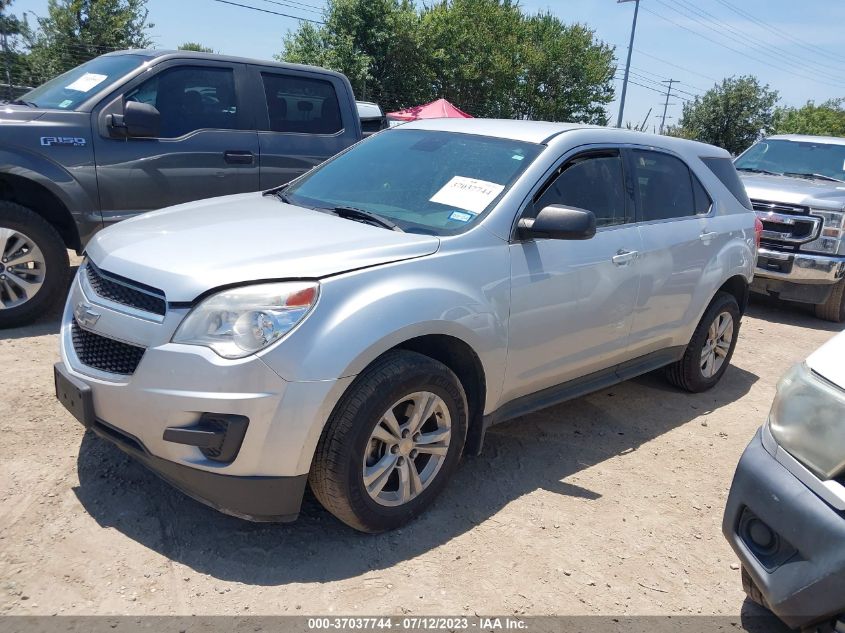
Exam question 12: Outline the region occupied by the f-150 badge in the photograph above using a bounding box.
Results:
[40,136,86,147]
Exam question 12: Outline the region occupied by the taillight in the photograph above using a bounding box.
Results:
[754,217,763,249]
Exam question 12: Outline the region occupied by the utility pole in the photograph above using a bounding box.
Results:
[616,0,640,128]
[659,79,676,135]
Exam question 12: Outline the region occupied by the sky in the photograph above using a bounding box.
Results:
[8,0,845,128]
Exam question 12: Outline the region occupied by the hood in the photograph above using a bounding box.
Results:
[740,173,845,209]
[806,330,845,389]
[0,105,47,124]
[86,192,440,302]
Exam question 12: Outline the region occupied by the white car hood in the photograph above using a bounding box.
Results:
[86,192,440,302]
[806,329,845,389]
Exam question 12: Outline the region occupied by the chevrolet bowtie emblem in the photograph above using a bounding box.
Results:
[74,302,101,328]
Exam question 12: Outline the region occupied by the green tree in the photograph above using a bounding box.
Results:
[178,42,214,53]
[668,76,779,155]
[26,0,153,83]
[1,0,35,97]
[281,0,615,120]
[281,0,427,109]
[773,99,845,137]
[515,13,615,123]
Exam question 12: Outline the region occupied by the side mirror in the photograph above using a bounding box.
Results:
[108,101,160,138]
[517,204,596,240]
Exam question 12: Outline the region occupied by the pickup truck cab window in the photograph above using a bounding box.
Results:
[533,150,630,227]
[126,66,239,138]
[261,72,342,135]
[736,138,845,182]
[18,54,145,110]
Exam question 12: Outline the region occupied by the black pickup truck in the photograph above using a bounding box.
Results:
[0,50,362,327]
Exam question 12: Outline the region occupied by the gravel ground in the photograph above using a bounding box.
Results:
[0,266,840,624]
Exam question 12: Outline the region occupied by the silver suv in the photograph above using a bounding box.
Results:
[54,119,758,532]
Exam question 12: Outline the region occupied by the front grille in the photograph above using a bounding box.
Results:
[85,262,166,316]
[752,199,821,248]
[71,319,145,375]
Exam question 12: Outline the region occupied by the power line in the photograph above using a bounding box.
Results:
[634,48,719,83]
[665,0,845,83]
[256,0,324,16]
[640,4,844,90]
[713,0,842,66]
[210,0,324,24]
[643,0,842,88]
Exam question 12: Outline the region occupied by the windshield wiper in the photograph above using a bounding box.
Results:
[736,167,781,176]
[329,206,404,232]
[783,171,845,183]
[8,99,37,108]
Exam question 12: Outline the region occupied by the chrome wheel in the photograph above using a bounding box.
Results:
[700,311,734,378]
[363,391,452,507]
[0,227,46,309]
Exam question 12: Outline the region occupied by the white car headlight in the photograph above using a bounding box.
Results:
[768,362,845,480]
[173,282,319,359]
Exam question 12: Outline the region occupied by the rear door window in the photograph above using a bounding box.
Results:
[632,150,698,221]
[125,66,239,138]
[261,73,343,135]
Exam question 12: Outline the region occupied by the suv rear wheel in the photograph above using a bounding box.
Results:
[309,350,468,533]
[815,279,845,323]
[0,201,70,329]
[665,291,741,392]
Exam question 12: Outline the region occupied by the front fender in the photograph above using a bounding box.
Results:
[259,243,511,414]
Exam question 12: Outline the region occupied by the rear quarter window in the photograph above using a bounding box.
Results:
[702,157,753,210]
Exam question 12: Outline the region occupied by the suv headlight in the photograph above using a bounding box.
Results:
[173,282,319,359]
[768,362,845,480]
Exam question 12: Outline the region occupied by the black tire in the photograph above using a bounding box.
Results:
[309,350,468,533]
[0,201,70,329]
[814,279,845,323]
[665,291,741,393]
[741,566,769,610]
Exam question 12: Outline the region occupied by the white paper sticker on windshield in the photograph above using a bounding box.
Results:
[430,176,505,214]
[65,72,108,93]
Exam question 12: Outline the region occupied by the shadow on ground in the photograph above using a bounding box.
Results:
[746,294,843,333]
[2,264,78,339]
[73,361,758,586]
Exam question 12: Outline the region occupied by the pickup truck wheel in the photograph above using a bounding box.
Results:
[665,291,740,393]
[0,201,69,329]
[814,279,845,323]
[309,350,468,533]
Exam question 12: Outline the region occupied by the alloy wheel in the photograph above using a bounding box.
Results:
[363,391,452,507]
[700,311,734,378]
[0,227,47,310]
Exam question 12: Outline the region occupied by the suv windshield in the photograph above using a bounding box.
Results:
[283,128,543,234]
[735,139,845,182]
[19,54,146,110]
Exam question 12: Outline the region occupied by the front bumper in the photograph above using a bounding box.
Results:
[57,268,355,521]
[754,248,845,284]
[723,429,845,629]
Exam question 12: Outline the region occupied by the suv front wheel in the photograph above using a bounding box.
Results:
[666,291,741,392]
[309,350,468,533]
[0,201,70,329]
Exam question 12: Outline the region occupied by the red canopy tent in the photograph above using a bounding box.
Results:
[387,98,472,121]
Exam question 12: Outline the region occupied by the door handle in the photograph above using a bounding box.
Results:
[699,231,718,242]
[224,150,254,165]
[612,249,639,266]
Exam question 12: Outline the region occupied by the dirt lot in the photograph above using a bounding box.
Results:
[0,269,841,622]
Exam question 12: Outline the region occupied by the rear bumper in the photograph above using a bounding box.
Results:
[723,429,845,629]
